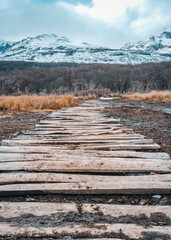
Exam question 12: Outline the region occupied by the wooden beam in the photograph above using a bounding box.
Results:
[0,202,170,218]
[0,172,170,185]
[0,222,170,238]
[2,139,154,146]
[0,151,169,162]
[0,159,170,173]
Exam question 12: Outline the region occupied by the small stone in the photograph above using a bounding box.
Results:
[26,197,35,201]
[150,172,158,175]
[93,198,103,203]
[159,197,169,205]
[108,199,113,203]
[117,197,123,203]
[152,195,161,199]
[139,199,148,205]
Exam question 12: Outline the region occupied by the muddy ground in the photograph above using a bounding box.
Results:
[104,98,171,156]
[0,111,47,143]
[0,99,170,240]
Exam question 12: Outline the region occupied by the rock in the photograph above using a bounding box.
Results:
[159,197,169,205]
[152,195,161,199]
[139,199,148,205]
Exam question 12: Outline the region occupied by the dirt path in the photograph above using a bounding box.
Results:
[0,99,171,239]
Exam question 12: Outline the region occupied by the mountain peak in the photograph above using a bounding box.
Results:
[123,29,171,54]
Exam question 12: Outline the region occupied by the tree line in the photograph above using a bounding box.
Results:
[0,61,170,95]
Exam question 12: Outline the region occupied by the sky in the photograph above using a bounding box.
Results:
[0,0,171,48]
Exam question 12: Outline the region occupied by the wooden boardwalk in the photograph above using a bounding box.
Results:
[0,99,170,239]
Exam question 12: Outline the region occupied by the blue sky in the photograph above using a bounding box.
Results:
[0,0,170,48]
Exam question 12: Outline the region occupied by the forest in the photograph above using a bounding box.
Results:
[0,61,170,95]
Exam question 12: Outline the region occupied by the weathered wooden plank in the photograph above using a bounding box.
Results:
[1,222,170,239]
[14,133,145,140]
[0,172,170,185]
[0,146,59,153]
[39,119,120,124]
[0,202,170,218]
[26,129,123,135]
[2,139,154,146]
[1,159,170,173]
[46,117,110,121]
[0,155,169,163]
[1,141,159,150]
[80,143,160,150]
[0,181,171,195]
[0,151,169,162]
[4,142,156,150]
[0,153,56,162]
[34,126,122,130]
[22,129,124,137]
[90,150,170,159]
[0,146,168,159]
[36,124,121,128]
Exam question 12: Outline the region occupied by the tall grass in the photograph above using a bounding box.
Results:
[78,94,97,100]
[123,91,171,102]
[0,94,79,111]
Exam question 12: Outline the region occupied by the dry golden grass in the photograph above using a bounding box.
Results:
[78,94,112,100]
[0,94,79,111]
[78,94,97,100]
[123,91,171,102]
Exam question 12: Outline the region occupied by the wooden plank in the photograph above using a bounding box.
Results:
[0,146,59,153]
[13,133,145,140]
[0,172,170,185]
[80,143,160,150]
[39,119,120,124]
[0,181,171,195]
[34,126,122,130]
[0,202,171,239]
[0,146,168,159]
[90,150,170,159]
[28,128,122,133]
[22,129,124,137]
[0,202,170,218]
[36,124,121,128]
[26,129,123,135]
[0,151,169,162]
[0,153,57,162]
[1,159,170,173]
[0,155,169,163]
[46,117,110,121]
[36,123,122,128]
[2,139,154,146]
[24,143,158,150]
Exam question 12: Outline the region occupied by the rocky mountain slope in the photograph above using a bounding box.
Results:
[0,30,170,64]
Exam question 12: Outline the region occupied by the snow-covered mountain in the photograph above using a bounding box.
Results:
[122,29,171,56]
[0,40,12,52]
[0,30,170,64]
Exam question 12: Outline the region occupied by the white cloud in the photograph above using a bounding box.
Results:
[61,0,144,25]
[0,0,170,48]
[131,8,171,34]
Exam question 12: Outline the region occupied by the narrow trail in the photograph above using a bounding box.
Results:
[0,99,171,239]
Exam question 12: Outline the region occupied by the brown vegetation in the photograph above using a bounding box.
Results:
[0,94,79,111]
[122,91,171,102]
[78,94,97,100]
